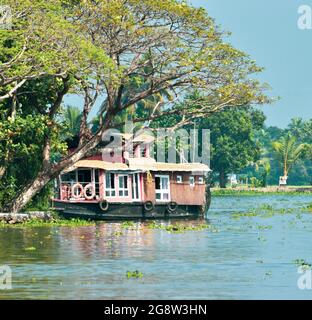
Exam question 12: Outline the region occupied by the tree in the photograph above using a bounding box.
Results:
[1,0,271,212]
[272,134,306,184]
[63,106,83,138]
[198,107,266,188]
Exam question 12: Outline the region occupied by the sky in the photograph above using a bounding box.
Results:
[191,0,312,127]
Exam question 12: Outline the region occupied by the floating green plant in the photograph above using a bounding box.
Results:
[147,222,215,234]
[121,221,136,229]
[113,231,123,236]
[294,259,311,269]
[257,225,272,230]
[126,270,143,279]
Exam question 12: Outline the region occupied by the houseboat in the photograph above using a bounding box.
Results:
[53,133,211,220]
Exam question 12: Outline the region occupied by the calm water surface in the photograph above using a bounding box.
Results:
[1,194,312,300]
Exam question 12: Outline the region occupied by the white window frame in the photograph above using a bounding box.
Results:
[105,173,116,198]
[118,174,129,198]
[131,173,141,201]
[155,174,171,202]
[189,176,195,187]
[198,176,204,184]
[176,175,182,184]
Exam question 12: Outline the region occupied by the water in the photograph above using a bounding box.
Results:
[0,194,312,300]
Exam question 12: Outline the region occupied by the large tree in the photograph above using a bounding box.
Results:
[1,0,271,212]
[197,106,266,188]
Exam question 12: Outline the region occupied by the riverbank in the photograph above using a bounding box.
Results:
[0,211,95,227]
[211,186,312,196]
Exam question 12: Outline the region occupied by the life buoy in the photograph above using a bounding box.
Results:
[143,201,154,212]
[167,201,178,213]
[71,183,84,199]
[99,200,109,212]
[84,183,95,200]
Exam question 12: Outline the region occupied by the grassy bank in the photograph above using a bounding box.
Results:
[212,186,312,196]
[0,217,95,228]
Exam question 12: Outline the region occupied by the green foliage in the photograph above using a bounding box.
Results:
[250,177,263,188]
[126,270,143,279]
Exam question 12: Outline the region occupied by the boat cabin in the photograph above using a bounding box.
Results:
[53,133,211,220]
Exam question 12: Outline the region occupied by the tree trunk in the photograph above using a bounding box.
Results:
[4,128,106,213]
[4,169,55,213]
[219,169,227,188]
[0,167,6,180]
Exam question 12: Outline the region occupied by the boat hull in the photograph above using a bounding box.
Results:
[52,200,207,221]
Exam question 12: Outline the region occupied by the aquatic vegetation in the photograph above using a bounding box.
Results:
[113,231,123,236]
[307,204,312,212]
[0,218,95,228]
[121,221,136,229]
[294,259,311,269]
[147,222,216,234]
[231,203,307,220]
[258,204,273,211]
[232,212,258,219]
[257,225,272,230]
[126,270,143,279]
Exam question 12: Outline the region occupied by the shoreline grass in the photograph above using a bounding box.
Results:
[212,187,312,196]
[0,217,96,228]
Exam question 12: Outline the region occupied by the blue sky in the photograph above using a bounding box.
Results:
[192,0,312,127]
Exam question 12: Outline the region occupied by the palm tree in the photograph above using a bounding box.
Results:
[63,105,82,138]
[272,134,306,185]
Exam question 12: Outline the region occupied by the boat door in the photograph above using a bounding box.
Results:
[155,175,171,202]
[131,173,141,201]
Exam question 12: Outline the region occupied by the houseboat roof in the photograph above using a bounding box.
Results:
[72,160,129,171]
[65,159,211,173]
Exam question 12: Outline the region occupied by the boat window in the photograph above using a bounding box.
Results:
[189,176,195,187]
[177,175,182,183]
[61,171,76,183]
[118,175,129,197]
[155,175,170,202]
[105,173,116,197]
[155,176,161,189]
[78,169,92,183]
[131,173,141,201]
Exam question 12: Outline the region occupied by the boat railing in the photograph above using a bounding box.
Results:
[60,182,100,201]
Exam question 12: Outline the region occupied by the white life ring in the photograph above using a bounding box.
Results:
[71,183,84,199]
[84,183,96,200]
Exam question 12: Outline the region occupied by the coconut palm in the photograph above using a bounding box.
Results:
[272,134,306,184]
[63,105,82,137]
